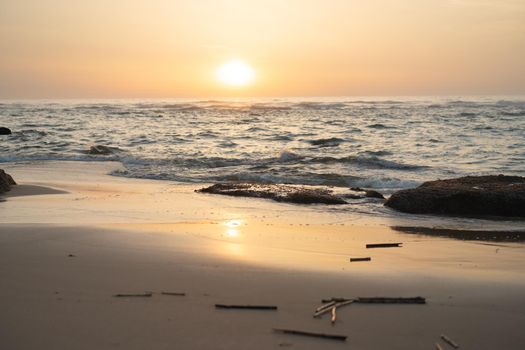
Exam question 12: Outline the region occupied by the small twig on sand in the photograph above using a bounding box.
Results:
[314,305,337,318]
[321,297,352,303]
[113,292,152,298]
[161,292,186,296]
[436,343,444,350]
[350,257,371,262]
[338,299,355,306]
[355,297,426,304]
[315,301,336,313]
[331,307,336,324]
[314,299,354,318]
[440,334,459,348]
[215,304,277,310]
[273,328,347,341]
[366,243,402,248]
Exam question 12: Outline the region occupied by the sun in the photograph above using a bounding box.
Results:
[216,59,255,87]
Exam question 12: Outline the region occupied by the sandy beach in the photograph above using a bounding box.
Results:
[3,0,525,347]
[0,161,523,349]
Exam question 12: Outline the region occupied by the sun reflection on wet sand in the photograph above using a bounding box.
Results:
[226,228,239,237]
[224,219,242,237]
[110,218,525,283]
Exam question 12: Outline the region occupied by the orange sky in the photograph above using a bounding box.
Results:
[1,0,524,98]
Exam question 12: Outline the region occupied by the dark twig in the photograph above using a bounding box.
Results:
[321,297,352,303]
[161,292,186,296]
[215,304,277,310]
[113,292,152,298]
[350,257,371,262]
[440,334,459,348]
[273,328,347,341]
[366,243,402,248]
[355,297,426,304]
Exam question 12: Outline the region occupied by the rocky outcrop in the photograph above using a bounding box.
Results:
[0,169,16,194]
[385,175,525,217]
[364,190,385,199]
[0,127,12,135]
[350,187,385,199]
[197,183,347,205]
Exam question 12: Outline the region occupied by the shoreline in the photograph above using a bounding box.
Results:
[1,160,524,349]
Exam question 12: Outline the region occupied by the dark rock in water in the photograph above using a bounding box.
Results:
[0,169,16,194]
[342,193,364,200]
[197,183,347,205]
[88,145,113,155]
[349,187,385,199]
[385,175,525,217]
[307,137,345,147]
[364,190,385,199]
[0,127,12,135]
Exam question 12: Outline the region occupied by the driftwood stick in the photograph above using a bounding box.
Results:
[335,299,355,308]
[355,297,426,304]
[350,257,371,262]
[313,306,334,318]
[315,301,336,313]
[273,328,347,341]
[440,334,459,348]
[331,307,336,323]
[321,297,352,303]
[314,299,354,318]
[366,243,402,248]
[113,292,152,298]
[215,304,277,310]
[436,343,444,350]
[161,292,186,296]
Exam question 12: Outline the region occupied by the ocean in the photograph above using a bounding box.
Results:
[2,97,524,187]
[1,97,524,228]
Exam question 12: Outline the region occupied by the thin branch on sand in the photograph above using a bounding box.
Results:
[161,292,186,296]
[273,328,347,341]
[113,292,153,298]
[366,243,402,248]
[331,306,336,323]
[215,304,277,310]
[440,334,459,348]
[355,297,426,304]
[314,299,354,317]
[350,257,371,262]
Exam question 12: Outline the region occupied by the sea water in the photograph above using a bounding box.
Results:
[1,97,524,229]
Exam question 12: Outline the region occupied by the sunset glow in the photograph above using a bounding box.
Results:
[216,60,255,87]
[1,0,524,98]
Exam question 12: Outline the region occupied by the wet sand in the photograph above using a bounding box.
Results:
[0,161,524,350]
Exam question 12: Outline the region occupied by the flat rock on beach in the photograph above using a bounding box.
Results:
[385,175,525,217]
[197,183,348,204]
